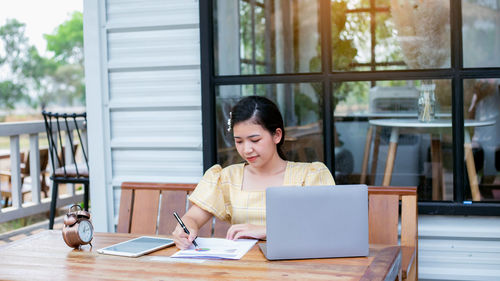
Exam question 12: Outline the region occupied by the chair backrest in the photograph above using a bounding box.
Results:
[21,148,49,175]
[55,144,78,168]
[117,182,231,237]
[42,111,88,179]
[368,186,418,281]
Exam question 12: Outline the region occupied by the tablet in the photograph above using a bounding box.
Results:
[97,236,175,257]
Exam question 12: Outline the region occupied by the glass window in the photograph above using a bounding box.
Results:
[205,0,500,212]
[216,83,323,167]
[335,0,451,71]
[462,0,500,68]
[463,79,500,201]
[334,79,454,201]
[214,0,321,75]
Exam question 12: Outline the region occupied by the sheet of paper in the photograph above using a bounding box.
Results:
[170,237,257,260]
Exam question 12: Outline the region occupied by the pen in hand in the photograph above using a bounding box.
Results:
[173,211,199,248]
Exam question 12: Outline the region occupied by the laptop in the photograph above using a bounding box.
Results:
[259,184,369,260]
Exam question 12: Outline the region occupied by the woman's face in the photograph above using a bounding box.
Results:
[233,120,282,168]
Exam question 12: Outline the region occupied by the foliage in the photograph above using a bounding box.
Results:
[0,80,26,109]
[44,12,84,65]
[307,0,358,114]
[51,63,85,105]
[239,1,266,74]
[294,90,318,125]
[309,2,356,73]
[0,11,84,111]
[0,19,31,107]
[0,19,30,74]
[43,11,85,105]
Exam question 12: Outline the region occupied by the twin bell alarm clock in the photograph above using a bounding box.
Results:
[62,204,94,248]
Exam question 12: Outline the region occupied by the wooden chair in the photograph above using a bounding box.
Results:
[117,182,231,237]
[0,148,50,207]
[368,186,418,281]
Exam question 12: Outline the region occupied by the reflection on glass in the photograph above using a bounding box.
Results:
[332,0,450,71]
[390,0,450,69]
[216,83,323,167]
[333,80,453,202]
[340,12,368,69]
[463,79,500,202]
[462,0,500,68]
[329,1,364,71]
[374,13,406,70]
[214,0,320,75]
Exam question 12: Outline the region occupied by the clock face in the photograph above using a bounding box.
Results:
[78,220,93,243]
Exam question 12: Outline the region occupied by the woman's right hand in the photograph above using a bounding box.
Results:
[171,205,213,249]
[172,223,198,250]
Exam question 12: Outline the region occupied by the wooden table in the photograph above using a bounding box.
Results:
[367,119,495,201]
[0,231,401,280]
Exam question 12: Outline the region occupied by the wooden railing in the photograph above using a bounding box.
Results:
[0,120,86,223]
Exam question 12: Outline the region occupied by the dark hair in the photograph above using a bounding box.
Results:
[230,96,286,160]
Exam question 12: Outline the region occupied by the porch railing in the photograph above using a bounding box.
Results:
[0,120,86,224]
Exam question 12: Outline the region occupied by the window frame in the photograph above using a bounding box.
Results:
[199,0,500,215]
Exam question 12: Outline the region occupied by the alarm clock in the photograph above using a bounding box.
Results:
[62,204,94,249]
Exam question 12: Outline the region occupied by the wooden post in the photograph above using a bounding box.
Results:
[464,130,481,201]
[361,126,373,184]
[382,128,399,186]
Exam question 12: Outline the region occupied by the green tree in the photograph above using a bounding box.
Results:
[0,13,84,111]
[0,19,29,72]
[44,12,83,64]
[0,19,31,109]
[22,46,60,109]
[43,11,85,104]
[0,81,25,109]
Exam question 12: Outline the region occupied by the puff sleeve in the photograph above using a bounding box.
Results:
[188,165,229,221]
[304,162,336,186]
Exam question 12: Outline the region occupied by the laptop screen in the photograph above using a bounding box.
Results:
[263,185,368,260]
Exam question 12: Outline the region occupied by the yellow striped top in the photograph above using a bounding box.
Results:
[188,161,335,226]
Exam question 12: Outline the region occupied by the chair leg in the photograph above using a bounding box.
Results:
[49,181,59,229]
[83,183,89,211]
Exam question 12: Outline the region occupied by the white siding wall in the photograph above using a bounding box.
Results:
[84,0,202,232]
[84,1,500,280]
[418,215,500,280]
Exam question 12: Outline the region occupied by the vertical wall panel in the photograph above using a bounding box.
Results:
[84,0,202,232]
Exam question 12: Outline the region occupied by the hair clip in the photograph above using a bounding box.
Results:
[227,112,232,132]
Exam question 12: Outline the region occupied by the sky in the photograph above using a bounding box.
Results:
[0,0,83,56]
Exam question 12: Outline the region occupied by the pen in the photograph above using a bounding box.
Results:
[173,211,199,248]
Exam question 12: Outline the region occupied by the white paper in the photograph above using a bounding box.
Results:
[170,237,257,260]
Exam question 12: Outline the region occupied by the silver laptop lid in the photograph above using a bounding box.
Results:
[265,185,368,260]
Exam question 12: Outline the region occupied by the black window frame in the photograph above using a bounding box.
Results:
[199,0,500,216]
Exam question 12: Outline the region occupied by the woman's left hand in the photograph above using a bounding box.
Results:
[226,224,266,240]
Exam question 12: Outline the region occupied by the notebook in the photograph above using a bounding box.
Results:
[259,184,369,260]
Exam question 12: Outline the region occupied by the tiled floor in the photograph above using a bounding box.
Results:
[0,216,64,245]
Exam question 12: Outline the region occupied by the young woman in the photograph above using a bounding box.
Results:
[172,96,335,249]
